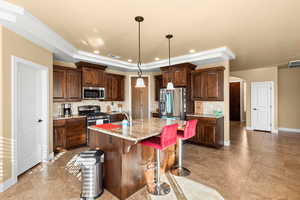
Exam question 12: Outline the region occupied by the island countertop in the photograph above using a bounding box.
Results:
[88,117,185,142]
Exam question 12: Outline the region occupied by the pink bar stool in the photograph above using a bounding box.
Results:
[171,119,198,177]
[141,123,179,195]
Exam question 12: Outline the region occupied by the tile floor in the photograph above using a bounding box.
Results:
[1,122,300,200]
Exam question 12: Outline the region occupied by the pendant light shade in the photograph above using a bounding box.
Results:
[135,16,146,88]
[166,34,175,90]
[136,77,145,88]
[166,82,174,90]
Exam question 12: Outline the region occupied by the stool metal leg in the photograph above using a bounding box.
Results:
[171,139,191,177]
[148,149,171,195]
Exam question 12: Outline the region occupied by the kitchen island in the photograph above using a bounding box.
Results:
[88,118,185,200]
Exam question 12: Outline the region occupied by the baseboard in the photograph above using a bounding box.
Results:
[279,127,300,133]
[0,177,17,192]
[272,129,279,134]
[246,126,253,131]
[224,140,230,146]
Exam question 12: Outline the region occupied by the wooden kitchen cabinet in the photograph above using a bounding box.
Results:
[191,66,224,101]
[105,73,125,101]
[154,75,163,101]
[186,116,224,148]
[53,66,82,102]
[109,113,126,122]
[53,117,87,152]
[160,63,196,88]
[75,61,107,87]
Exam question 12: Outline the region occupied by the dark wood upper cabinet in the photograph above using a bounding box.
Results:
[191,66,224,101]
[53,66,82,102]
[53,68,66,100]
[66,70,82,100]
[75,61,106,87]
[160,63,196,88]
[154,75,163,101]
[105,73,125,101]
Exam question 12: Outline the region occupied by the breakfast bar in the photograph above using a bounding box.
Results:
[88,118,185,200]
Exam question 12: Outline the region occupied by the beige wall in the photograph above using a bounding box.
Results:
[278,67,300,129]
[0,27,53,184]
[196,61,230,144]
[231,67,278,131]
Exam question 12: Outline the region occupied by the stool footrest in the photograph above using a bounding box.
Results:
[147,182,171,195]
[170,166,191,177]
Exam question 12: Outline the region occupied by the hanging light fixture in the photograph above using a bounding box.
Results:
[135,16,146,88]
[166,34,175,90]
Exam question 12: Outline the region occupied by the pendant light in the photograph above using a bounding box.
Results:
[166,34,175,90]
[135,16,146,88]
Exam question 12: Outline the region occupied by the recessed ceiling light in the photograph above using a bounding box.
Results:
[128,59,132,62]
[189,49,196,53]
[155,57,160,61]
[93,50,100,54]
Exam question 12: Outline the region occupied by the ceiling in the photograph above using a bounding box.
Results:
[7,0,300,70]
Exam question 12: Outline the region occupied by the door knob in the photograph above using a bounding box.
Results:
[37,119,43,123]
[253,108,257,111]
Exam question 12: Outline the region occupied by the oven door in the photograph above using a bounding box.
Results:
[83,87,105,100]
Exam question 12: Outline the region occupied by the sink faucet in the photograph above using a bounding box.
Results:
[122,111,133,126]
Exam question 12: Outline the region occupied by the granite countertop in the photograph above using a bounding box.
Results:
[53,115,86,120]
[88,117,185,142]
[186,113,224,119]
[105,111,123,115]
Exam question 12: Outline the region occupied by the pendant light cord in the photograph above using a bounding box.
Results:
[168,37,171,66]
[137,20,142,77]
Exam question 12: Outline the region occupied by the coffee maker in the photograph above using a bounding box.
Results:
[61,103,72,117]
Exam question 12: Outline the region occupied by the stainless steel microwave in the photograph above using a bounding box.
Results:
[82,87,105,100]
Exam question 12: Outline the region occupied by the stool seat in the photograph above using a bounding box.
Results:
[140,137,163,150]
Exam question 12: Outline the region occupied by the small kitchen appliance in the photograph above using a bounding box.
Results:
[62,103,72,117]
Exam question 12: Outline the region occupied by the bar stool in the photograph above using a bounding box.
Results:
[171,119,198,177]
[141,123,179,195]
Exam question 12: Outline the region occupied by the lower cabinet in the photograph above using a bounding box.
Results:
[186,116,224,148]
[53,117,87,152]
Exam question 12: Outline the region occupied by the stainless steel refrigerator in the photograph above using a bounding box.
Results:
[159,88,186,120]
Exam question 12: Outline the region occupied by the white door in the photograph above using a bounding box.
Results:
[251,82,272,132]
[17,62,44,175]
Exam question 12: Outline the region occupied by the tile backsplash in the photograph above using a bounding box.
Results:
[194,101,224,115]
[53,100,125,116]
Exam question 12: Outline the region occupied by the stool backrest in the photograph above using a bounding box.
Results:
[160,123,179,149]
[183,119,198,139]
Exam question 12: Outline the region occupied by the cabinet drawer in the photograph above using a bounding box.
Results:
[53,119,66,127]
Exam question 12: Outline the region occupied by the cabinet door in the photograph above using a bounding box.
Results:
[111,76,119,100]
[66,70,82,101]
[154,75,163,101]
[53,126,66,152]
[65,118,86,149]
[207,71,220,99]
[191,72,207,100]
[201,124,216,145]
[118,76,125,101]
[173,68,186,86]
[96,69,105,87]
[53,69,66,100]
[105,74,112,101]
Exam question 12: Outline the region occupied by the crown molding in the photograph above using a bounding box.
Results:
[0,1,235,71]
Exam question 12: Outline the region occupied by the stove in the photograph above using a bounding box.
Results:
[78,105,110,126]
